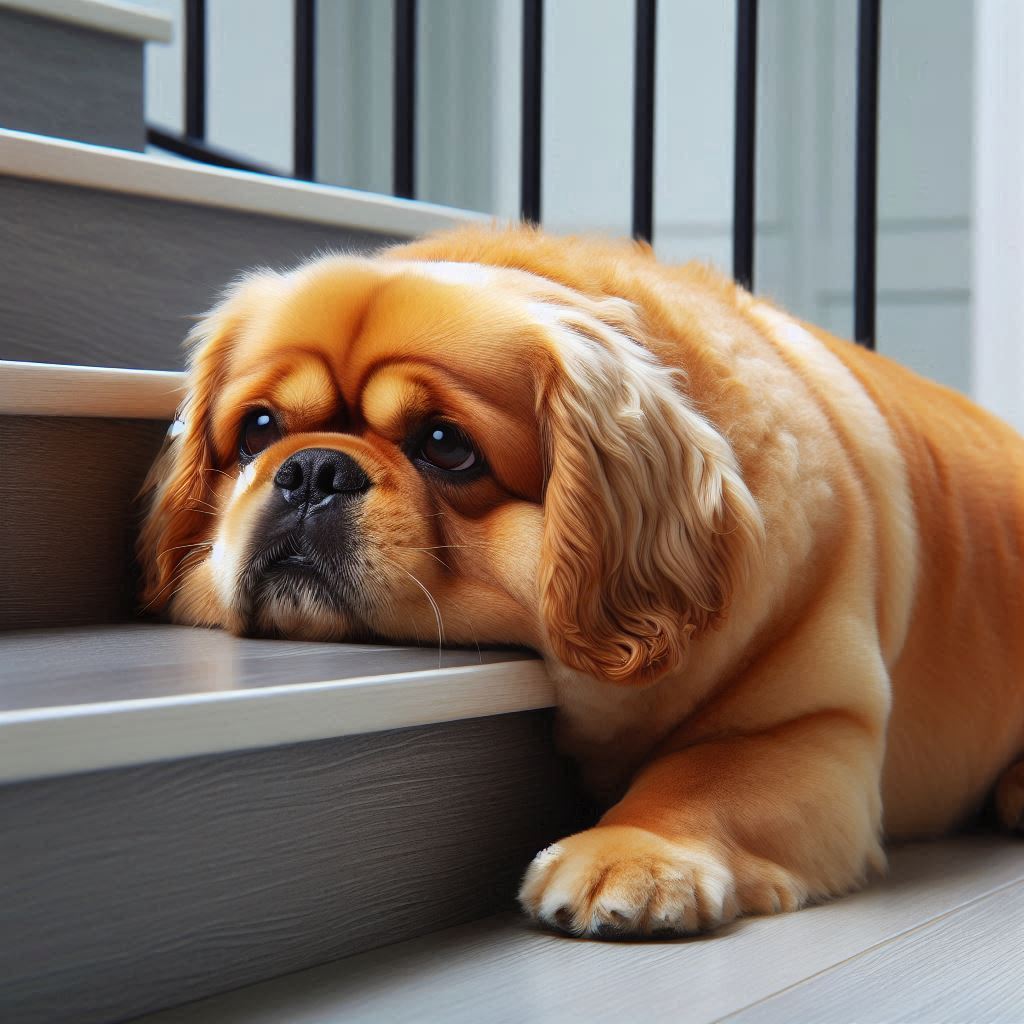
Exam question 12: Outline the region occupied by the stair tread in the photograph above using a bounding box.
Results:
[0,127,482,236]
[0,0,173,43]
[0,359,185,418]
[0,622,536,712]
[0,624,552,783]
[130,836,1024,1024]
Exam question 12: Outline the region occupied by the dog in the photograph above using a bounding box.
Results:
[140,225,1024,937]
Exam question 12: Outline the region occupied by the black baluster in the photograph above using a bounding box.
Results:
[733,0,758,289]
[521,0,543,224]
[185,0,206,140]
[854,0,881,349]
[632,0,657,243]
[294,0,316,180]
[394,0,417,199]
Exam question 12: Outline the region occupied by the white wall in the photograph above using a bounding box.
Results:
[971,0,1024,434]
[138,0,985,402]
[138,0,294,171]
[822,0,973,392]
[207,0,294,171]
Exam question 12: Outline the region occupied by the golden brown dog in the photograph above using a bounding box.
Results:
[140,226,1024,937]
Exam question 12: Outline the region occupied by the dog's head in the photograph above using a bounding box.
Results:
[139,229,762,686]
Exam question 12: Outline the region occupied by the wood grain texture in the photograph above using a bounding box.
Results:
[0,415,167,628]
[132,838,1024,1024]
[0,713,585,1024]
[727,881,1024,1023]
[0,177,398,370]
[0,9,144,150]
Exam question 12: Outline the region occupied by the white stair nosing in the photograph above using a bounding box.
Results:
[0,0,173,43]
[0,128,488,237]
[0,359,185,418]
[0,659,556,784]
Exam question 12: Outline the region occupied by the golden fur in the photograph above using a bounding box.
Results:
[140,225,1024,938]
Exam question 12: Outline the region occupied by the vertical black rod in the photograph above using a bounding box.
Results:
[521,0,543,224]
[732,0,758,290]
[632,0,657,242]
[393,0,417,199]
[854,0,881,349]
[294,0,316,180]
[185,0,206,140]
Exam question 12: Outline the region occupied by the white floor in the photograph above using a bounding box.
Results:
[137,836,1023,1024]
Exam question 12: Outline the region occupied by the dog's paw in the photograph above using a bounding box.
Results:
[518,825,735,937]
[518,825,809,939]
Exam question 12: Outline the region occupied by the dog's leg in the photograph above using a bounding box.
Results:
[519,706,887,938]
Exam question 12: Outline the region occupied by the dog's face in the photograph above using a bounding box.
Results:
[140,243,762,686]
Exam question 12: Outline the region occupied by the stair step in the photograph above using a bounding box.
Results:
[0,623,552,782]
[128,838,1024,1024]
[0,129,483,369]
[0,623,575,1024]
[0,0,172,42]
[0,360,183,629]
[0,1,171,151]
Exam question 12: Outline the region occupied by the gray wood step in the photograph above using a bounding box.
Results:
[130,837,1024,1024]
[0,623,553,780]
[0,1,171,151]
[0,362,182,629]
[0,129,481,369]
[0,623,576,1024]
[0,411,168,629]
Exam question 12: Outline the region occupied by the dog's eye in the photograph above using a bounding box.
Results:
[418,422,477,472]
[240,408,281,459]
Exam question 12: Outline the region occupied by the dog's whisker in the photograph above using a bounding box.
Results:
[448,607,484,665]
[405,548,451,571]
[396,567,445,668]
[139,548,206,613]
[397,543,494,552]
[158,540,213,557]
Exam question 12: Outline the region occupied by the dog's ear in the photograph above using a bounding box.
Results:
[137,274,276,611]
[537,300,764,686]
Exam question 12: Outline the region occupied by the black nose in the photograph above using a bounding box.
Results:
[273,448,371,508]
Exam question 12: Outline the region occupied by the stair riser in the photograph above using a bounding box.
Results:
[0,713,582,1024]
[0,9,144,151]
[0,415,166,630]
[0,176,400,370]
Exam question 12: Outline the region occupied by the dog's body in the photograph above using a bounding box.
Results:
[141,227,1024,937]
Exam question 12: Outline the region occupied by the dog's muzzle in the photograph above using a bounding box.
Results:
[241,446,372,615]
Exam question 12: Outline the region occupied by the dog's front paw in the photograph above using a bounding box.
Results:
[518,825,746,937]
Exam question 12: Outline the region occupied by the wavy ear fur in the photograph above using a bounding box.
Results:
[137,273,276,611]
[538,299,764,686]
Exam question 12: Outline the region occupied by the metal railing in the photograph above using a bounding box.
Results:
[145,0,882,349]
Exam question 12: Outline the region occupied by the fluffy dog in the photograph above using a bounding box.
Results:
[140,226,1024,937]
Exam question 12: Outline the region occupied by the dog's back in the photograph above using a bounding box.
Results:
[818,328,1024,836]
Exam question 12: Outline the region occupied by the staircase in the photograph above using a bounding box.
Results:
[2,6,1021,1024]
[0,6,580,1022]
